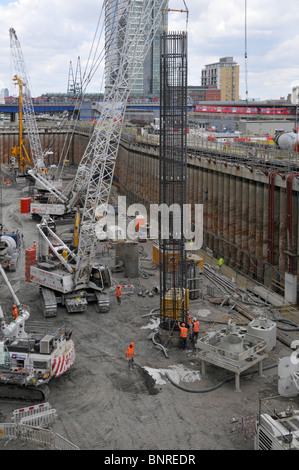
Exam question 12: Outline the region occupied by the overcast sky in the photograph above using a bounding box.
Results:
[0,0,298,100]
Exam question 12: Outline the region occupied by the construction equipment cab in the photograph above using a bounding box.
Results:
[89,265,111,290]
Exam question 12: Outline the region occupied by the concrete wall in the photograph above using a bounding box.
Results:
[0,126,90,166]
[1,125,298,295]
[238,120,294,135]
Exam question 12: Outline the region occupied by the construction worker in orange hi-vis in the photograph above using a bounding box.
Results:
[178,322,188,349]
[187,310,192,327]
[6,179,11,185]
[192,318,200,344]
[126,342,135,369]
[33,240,37,249]
[12,304,18,320]
[116,285,122,304]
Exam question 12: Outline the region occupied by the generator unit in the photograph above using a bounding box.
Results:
[0,228,22,271]
[255,398,299,450]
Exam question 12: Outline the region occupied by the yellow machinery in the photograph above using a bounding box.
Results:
[161,288,189,322]
[73,208,80,247]
[153,242,203,322]
[153,242,204,269]
[10,74,33,174]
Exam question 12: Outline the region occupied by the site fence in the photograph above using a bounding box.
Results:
[121,128,299,169]
[0,402,79,450]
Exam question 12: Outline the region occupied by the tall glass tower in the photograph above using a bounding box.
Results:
[105,0,168,97]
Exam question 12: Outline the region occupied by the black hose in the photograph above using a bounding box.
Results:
[199,317,299,332]
[198,318,248,326]
[271,317,299,332]
[165,363,278,393]
[165,373,232,392]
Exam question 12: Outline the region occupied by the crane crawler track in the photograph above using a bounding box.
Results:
[0,383,50,402]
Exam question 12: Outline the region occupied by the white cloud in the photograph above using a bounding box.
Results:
[0,0,298,100]
[168,0,299,99]
[0,0,105,95]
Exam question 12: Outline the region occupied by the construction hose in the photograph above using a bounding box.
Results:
[151,331,169,358]
[165,363,278,393]
[197,318,248,327]
[165,373,232,393]
[271,317,299,332]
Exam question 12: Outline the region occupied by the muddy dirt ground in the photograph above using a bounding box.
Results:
[0,167,296,452]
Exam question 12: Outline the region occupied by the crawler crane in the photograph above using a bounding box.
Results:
[9,28,62,194]
[26,0,168,220]
[28,0,167,316]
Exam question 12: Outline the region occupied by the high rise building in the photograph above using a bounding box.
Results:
[142,0,168,96]
[201,57,239,101]
[1,88,9,98]
[292,85,299,105]
[105,0,168,98]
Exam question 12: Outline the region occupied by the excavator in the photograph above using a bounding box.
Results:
[0,264,75,401]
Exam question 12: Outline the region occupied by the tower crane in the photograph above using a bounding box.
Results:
[9,28,62,195]
[29,0,167,317]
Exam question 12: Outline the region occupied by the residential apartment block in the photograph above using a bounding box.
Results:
[201,57,239,101]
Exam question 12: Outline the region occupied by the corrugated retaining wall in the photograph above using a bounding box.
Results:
[114,135,299,296]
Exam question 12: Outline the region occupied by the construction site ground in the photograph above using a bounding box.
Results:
[0,166,297,452]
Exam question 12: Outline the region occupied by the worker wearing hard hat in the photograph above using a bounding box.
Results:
[126,342,135,370]
[116,285,122,304]
[178,322,188,349]
[12,304,18,320]
[192,318,200,344]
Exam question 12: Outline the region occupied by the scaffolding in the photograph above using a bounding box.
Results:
[159,32,188,331]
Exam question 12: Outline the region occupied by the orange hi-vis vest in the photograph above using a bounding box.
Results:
[187,314,192,326]
[116,286,122,297]
[193,321,200,332]
[13,308,18,320]
[126,346,134,359]
[179,325,188,338]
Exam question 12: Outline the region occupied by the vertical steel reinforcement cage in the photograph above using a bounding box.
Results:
[159,32,189,332]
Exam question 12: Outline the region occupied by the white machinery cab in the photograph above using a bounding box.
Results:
[88,265,112,291]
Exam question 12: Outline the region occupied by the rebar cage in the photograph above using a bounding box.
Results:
[159,32,188,331]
